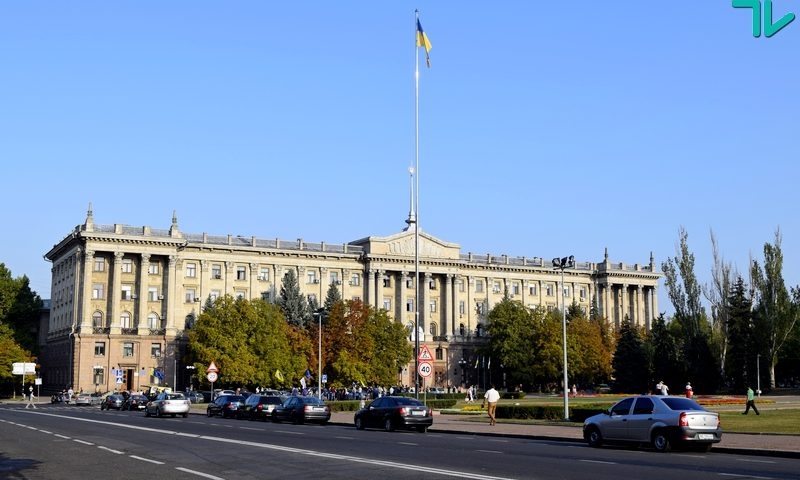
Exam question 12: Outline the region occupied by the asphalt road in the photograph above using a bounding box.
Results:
[1,404,799,480]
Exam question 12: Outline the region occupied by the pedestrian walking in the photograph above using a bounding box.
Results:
[660,381,669,396]
[685,382,693,399]
[483,384,501,426]
[25,386,37,409]
[743,386,760,415]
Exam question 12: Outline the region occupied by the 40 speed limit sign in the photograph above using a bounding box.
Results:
[418,361,433,378]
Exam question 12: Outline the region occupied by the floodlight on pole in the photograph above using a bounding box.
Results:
[553,255,574,421]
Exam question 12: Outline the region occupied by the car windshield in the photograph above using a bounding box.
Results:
[661,397,706,411]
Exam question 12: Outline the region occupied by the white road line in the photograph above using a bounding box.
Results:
[39,430,52,434]
[97,446,124,454]
[737,458,777,464]
[334,436,355,440]
[73,439,94,445]
[398,442,418,446]
[717,474,772,479]
[175,467,226,479]
[475,449,503,454]
[54,434,71,439]
[579,459,617,465]
[130,455,164,465]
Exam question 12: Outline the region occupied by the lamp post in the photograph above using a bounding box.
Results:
[313,309,324,399]
[500,363,506,390]
[756,354,761,397]
[458,358,467,387]
[553,255,575,421]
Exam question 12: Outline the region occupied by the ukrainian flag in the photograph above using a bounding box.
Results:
[416,19,432,67]
[274,369,284,382]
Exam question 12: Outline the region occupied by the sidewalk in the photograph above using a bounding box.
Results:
[329,411,800,459]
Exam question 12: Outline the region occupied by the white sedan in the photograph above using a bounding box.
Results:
[144,392,191,418]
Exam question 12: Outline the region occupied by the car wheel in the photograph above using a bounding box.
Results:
[100,404,105,411]
[355,417,364,430]
[156,408,163,418]
[652,430,671,452]
[416,426,427,433]
[145,409,150,417]
[384,418,395,432]
[585,426,603,448]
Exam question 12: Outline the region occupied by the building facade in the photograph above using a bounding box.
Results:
[42,207,662,393]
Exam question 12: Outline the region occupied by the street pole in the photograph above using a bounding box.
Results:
[757,354,761,397]
[318,311,322,400]
[553,255,574,421]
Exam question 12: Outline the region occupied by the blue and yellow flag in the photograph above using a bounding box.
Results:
[416,19,432,68]
[274,369,284,382]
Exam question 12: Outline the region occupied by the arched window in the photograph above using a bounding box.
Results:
[429,322,438,337]
[147,313,161,330]
[476,324,483,337]
[459,323,465,336]
[120,312,132,329]
[92,311,104,328]
[185,314,196,330]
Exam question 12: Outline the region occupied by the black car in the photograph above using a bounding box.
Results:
[271,396,330,425]
[206,394,245,418]
[100,394,125,411]
[241,395,284,421]
[122,394,149,411]
[354,396,433,433]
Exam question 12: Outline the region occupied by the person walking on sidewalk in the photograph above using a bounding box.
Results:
[743,386,760,415]
[25,386,37,409]
[483,384,500,426]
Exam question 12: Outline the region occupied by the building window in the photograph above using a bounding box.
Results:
[459,323,466,336]
[351,295,361,302]
[308,293,317,304]
[459,301,465,315]
[237,266,247,280]
[185,289,197,303]
[185,314,196,329]
[475,280,484,293]
[212,264,222,279]
[148,287,158,301]
[406,298,414,312]
[529,284,538,296]
[120,312,132,329]
[121,285,133,300]
[186,263,197,278]
[512,283,520,295]
[329,272,339,285]
[123,342,134,357]
[350,273,361,286]
[383,276,391,288]
[122,258,133,274]
[307,271,318,284]
[429,322,438,336]
[546,284,554,296]
[92,311,104,328]
[94,341,105,356]
[383,297,392,311]
[406,277,413,288]
[151,343,161,358]
[92,283,104,300]
[93,257,105,272]
[435,347,443,360]
[430,300,437,313]
[492,282,502,294]
[580,287,588,301]
[563,286,570,297]
[429,278,437,290]
[148,263,159,275]
[210,289,221,301]
[457,278,465,292]
[259,267,269,281]
[147,313,160,330]
[235,290,245,300]
[261,291,271,302]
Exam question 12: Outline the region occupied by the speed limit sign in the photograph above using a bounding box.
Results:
[206,372,218,382]
[418,361,433,378]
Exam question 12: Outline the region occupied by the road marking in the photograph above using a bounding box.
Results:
[737,458,777,464]
[475,449,503,454]
[39,430,52,434]
[97,446,124,454]
[54,434,71,439]
[334,436,355,440]
[579,459,617,465]
[398,442,418,446]
[73,439,94,445]
[718,474,772,479]
[175,467,226,479]
[130,455,164,465]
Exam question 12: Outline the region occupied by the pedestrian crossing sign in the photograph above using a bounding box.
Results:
[417,345,433,361]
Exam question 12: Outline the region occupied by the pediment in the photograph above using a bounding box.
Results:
[350,228,460,260]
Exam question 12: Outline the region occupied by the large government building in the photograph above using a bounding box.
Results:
[41,206,662,394]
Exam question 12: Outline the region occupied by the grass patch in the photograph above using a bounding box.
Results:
[719,409,800,434]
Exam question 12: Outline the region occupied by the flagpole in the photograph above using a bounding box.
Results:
[413,8,421,400]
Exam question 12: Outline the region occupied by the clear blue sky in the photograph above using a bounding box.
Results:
[1,2,798,316]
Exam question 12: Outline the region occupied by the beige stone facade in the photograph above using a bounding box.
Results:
[41,207,662,393]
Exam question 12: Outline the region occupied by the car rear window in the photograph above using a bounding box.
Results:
[662,397,705,411]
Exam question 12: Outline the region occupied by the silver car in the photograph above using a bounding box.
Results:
[583,395,722,452]
[144,392,191,418]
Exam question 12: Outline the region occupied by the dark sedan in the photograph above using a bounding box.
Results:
[100,394,125,411]
[354,396,433,432]
[271,396,330,425]
[206,394,245,419]
[241,395,285,421]
[122,394,149,411]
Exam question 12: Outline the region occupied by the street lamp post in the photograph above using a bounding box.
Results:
[757,354,761,397]
[458,358,467,387]
[553,255,575,421]
[314,309,324,399]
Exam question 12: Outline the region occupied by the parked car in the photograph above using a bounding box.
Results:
[73,393,95,406]
[122,394,149,411]
[583,395,722,452]
[271,396,330,425]
[100,394,125,411]
[241,395,284,421]
[144,392,191,418]
[354,396,433,433]
[185,391,205,404]
[427,387,447,395]
[206,394,246,418]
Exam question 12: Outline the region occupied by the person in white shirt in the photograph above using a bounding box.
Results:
[483,384,501,426]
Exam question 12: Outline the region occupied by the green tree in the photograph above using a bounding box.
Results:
[750,230,799,389]
[323,282,342,311]
[725,276,753,392]
[648,314,683,391]
[0,321,31,388]
[703,231,734,384]
[277,269,308,327]
[566,310,613,388]
[612,317,650,394]
[0,263,43,354]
